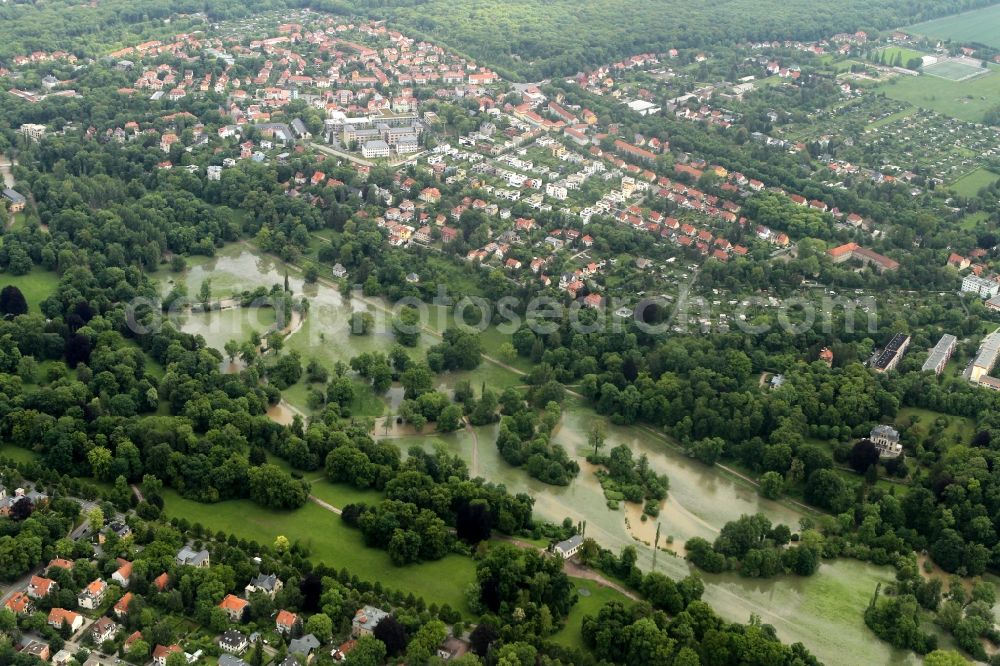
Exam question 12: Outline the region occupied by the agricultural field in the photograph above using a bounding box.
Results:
[877,63,1000,122]
[905,4,1000,49]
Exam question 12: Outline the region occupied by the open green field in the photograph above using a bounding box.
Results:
[551,578,633,649]
[950,167,1000,197]
[872,46,926,66]
[0,445,40,464]
[877,64,1000,121]
[308,479,385,508]
[960,210,992,230]
[0,267,59,314]
[906,4,1000,49]
[161,489,475,612]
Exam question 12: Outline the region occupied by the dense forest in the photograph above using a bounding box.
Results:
[0,0,994,79]
[323,0,997,80]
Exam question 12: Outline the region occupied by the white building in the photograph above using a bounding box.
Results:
[352,606,389,638]
[971,328,1000,383]
[545,182,568,200]
[19,124,47,142]
[554,534,584,558]
[395,135,419,154]
[207,166,222,181]
[962,274,1000,299]
[870,425,902,458]
[362,140,391,159]
[921,334,957,375]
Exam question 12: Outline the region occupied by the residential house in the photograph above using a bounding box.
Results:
[160,133,179,153]
[244,573,283,599]
[153,644,183,666]
[78,579,108,610]
[21,640,50,662]
[2,189,26,213]
[153,572,170,592]
[947,253,970,270]
[176,545,210,568]
[220,629,249,654]
[52,648,74,666]
[554,535,584,558]
[91,616,119,644]
[5,591,33,615]
[114,592,134,618]
[48,608,84,633]
[112,559,132,587]
[123,630,144,652]
[219,655,250,666]
[419,187,441,203]
[276,609,299,635]
[27,575,57,599]
[352,606,389,637]
[219,594,249,622]
[218,652,250,666]
[819,347,834,367]
[288,634,321,659]
[47,558,74,571]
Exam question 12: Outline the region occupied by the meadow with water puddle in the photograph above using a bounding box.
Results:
[155,243,955,664]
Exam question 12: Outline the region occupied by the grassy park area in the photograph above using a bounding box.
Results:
[161,489,476,612]
[0,267,59,314]
[551,578,634,649]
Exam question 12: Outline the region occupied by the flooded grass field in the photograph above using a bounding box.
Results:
[157,244,943,664]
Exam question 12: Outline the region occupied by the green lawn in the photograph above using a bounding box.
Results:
[959,211,991,230]
[551,578,633,649]
[282,377,388,418]
[308,479,385,508]
[871,46,926,67]
[9,213,28,231]
[906,4,1000,50]
[0,445,39,464]
[950,167,1000,198]
[896,407,976,448]
[0,267,59,314]
[161,489,475,612]
[877,65,1000,122]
